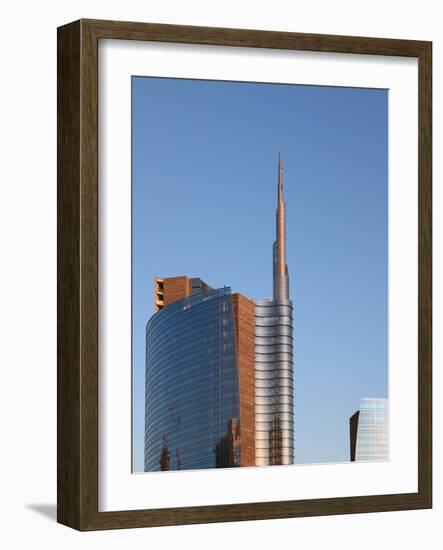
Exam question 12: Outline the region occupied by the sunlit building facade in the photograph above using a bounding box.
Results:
[144,277,256,471]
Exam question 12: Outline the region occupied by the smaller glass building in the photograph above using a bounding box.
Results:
[350,397,389,462]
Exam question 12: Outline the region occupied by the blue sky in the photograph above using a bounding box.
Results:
[132,76,388,472]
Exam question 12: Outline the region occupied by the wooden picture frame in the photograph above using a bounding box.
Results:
[57,18,432,530]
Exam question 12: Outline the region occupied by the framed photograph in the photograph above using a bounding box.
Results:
[57,19,432,530]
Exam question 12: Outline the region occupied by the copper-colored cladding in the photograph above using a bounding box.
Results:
[154,275,191,312]
[232,293,256,467]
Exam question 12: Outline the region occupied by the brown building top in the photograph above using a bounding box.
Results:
[154,275,213,312]
[232,293,256,467]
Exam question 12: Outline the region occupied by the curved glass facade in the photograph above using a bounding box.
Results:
[144,287,241,471]
[254,298,294,466]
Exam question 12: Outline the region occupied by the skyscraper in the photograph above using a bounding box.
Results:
[144,156,294,471]
[349,398,389,462]
[144,283,255,471]
[255,154,294,466]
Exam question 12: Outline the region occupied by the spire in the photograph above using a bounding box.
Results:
[276,153,286,278]
[273,153,289,300]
